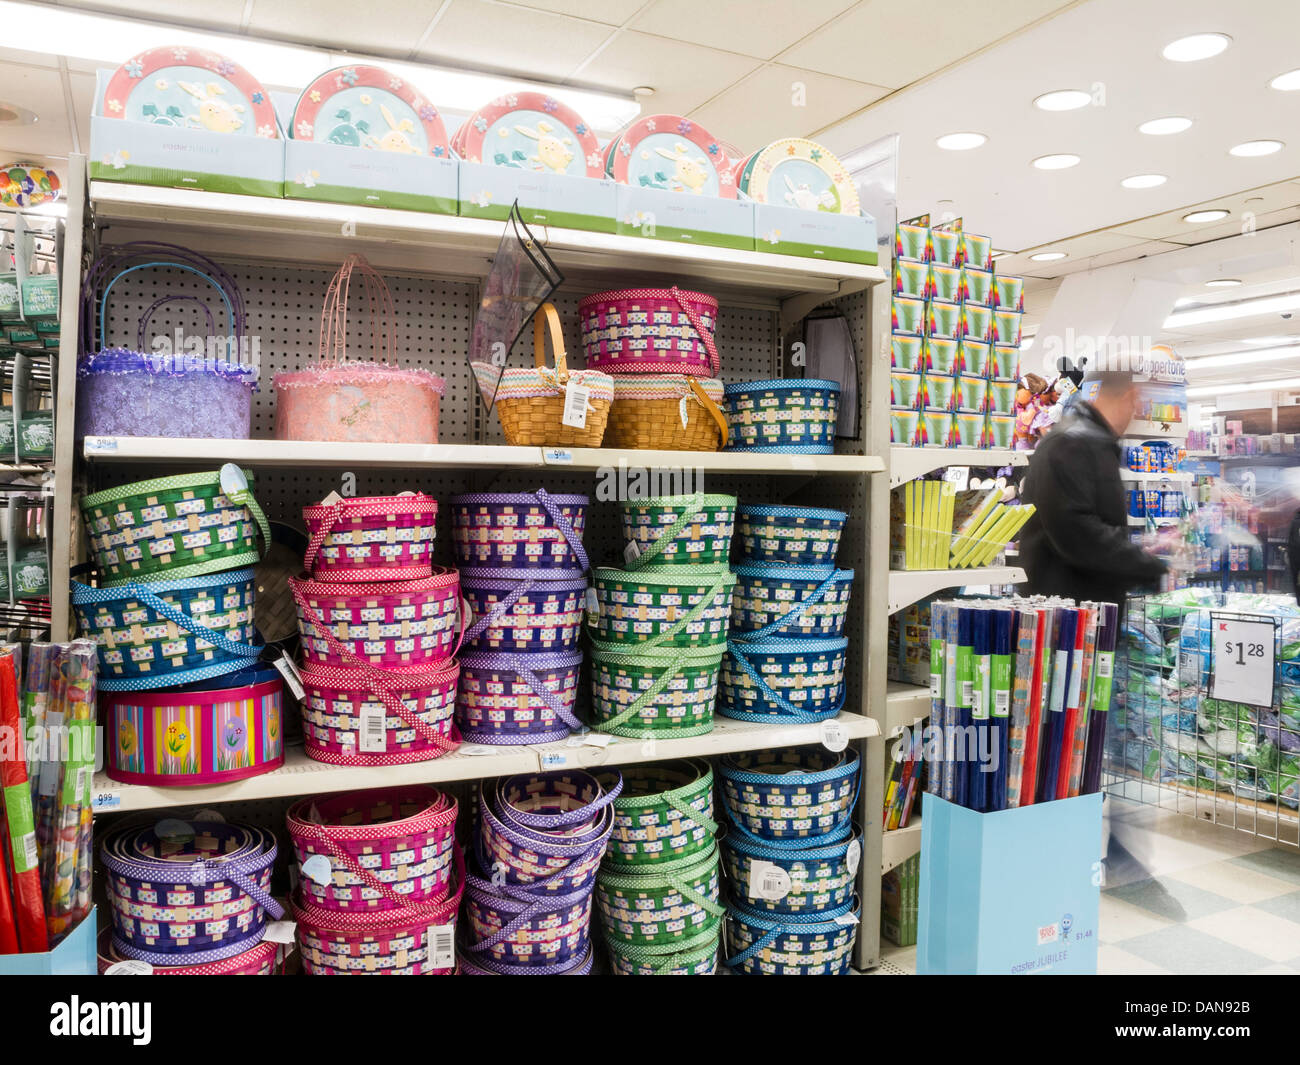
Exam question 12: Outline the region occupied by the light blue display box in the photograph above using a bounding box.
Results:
[458,161,617,233]
[918,794,1101,975]
[615,185,754,251]
[751,203,878,265]
[0,909,98,975]
[88,69,285,196]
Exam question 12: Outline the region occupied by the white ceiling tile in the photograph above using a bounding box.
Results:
[246,0,436,54]
[0,48,60,70]
[781,0,1071,88]
[0,67,72,158]
[56,0,249,31]
[575,32,759,119]
[417,0,613,81]
[631,0,856,61]
[690,64,888,155]
[502,0,647,23]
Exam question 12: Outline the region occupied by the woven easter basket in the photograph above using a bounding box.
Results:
[725,898,859,975]
[495,302,613,448]
[604,374,728,451]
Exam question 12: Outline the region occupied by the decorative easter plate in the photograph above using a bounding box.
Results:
[101,46,278,138]
[459,92,601,177]
[290,64,450,156]
[0,164,61,209]
[606,114,735,199]
[737,138,859,215]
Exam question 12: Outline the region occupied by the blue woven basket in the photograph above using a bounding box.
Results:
[721,831,860,915]
[724,898,859,975]
[71,569,261,691]
[719,748,860,842]
[730,563,853,638]
[736,504,847,566]
[721,379,840,453]
[719,636,848,723]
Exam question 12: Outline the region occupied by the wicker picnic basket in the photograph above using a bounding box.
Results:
[603,374,728,451]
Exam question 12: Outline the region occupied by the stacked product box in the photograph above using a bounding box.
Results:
[881,852,920,947]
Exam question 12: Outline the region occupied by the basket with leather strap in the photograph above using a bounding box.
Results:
[598,759,717,869]
[589,641,724,739]
[578,286,720,377]
[595,843,724,954]
[719,636,849,723]
[721,831,861,915]
[449,489,589,577]
[730,563,854,638]
[494,302,613,448]
[724,897,859,975]
[589,564,735,647]
[460,574,586,653]
[722,378,841,453]
[618,492,736,568]
[81,464,269,586]
[455,649,583,745]
[735,503,848,566]
[719,748,860,843]
[604,374,728,451]
[302,492,437,582]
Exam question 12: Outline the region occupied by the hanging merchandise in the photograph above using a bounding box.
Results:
[289,65,450,155]
[603,374,728,452]
[273,254,446,443]
[618,493,737,567]
[735,504,847,566]
[301,492,438,582]
[722,379,841,452]
[604,115,736,197]
[455,92,602,176]
[733,138,860,215]
[578,287,721,377]
[803,314,859,439]
[455,649,583,744]
[449,491,589,576]
[0,164,62,210]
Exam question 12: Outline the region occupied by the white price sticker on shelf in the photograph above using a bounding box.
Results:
[821,720,849,753]
[748,860,791,901]
[942,466,970,491]
[538,749,570,770]
[1210,614,1275,708]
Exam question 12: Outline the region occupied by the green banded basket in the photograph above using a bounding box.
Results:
[598,760,717,869]
[618,493,736,567]
[595,843,724,953]
[606,930,720,975]
[81,466,268,586]
[590,641,725,738]
[589,565,736,647]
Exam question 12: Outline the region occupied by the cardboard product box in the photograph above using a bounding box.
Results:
[0,909,96,975]
[460,160,618,234]
[894,258,931,299]
[883,853,921,947]
[752,202,877,264]
[614,184,753,250]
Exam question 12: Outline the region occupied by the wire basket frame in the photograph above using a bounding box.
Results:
[319,253,397,366]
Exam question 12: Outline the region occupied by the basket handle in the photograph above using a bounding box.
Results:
[670,286,720,377]
[100,262,238,361]
[532,301,569,388]
[730,571,841,643]
[504,654,584,732]
[589,641,692,734]
[190,859,284,922]
[123,583,262,661]
[136,295,216,353]
[534,488,589,574]
[588,569,730,654]
[301,501,347,575]
[318,254,397,368]
[688,377,729,446]
[625,490,704,571]
[462,574,536,644]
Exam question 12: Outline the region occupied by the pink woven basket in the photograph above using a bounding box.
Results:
[288,786,458,914]
[289,569,462,670]
[299,659,460,766]
[302,493,438,582]
[578,286,720,377]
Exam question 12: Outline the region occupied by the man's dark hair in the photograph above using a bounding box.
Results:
[1082,370,1139,398]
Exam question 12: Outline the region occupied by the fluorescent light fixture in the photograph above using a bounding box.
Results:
[1121,174,1166,189]
[1029,251,1066,261]
[1188,376,1300,398]
[1165,291,1300,328]
[1182,209,1230,223]
[1205,278,1242,287]
[1162,33,1231,62]
[1182,342,1300,370]
[936,132,987,151]
[1139,116,1193,136]
[1243,335,1293,345]
[1229,139,1284,157]
[1271,69,1300,91]
[1032,153,1080,170]
[1034,90,1091,112]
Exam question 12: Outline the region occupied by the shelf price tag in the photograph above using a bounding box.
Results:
[1210,614,1275,708]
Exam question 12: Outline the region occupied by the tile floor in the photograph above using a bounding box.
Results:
[876,799,1300,974]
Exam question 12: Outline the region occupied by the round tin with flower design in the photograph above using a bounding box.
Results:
[102,46,279,138]
[737,138,859,215]
[289,64,450,156]
[605,114,735,198]
[458,92,602,177]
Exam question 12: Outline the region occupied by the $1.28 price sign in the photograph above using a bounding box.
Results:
[1210,614,1275,708]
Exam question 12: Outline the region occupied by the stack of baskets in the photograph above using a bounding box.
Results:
[460,769,621,975]
[290,491,461,765]
[451,489,589,745]
[589,491,738,738]
[720,504,853,726]
[594,759,725,974]
[76,465,287,788]
[719,748,863,975]
[578,286,729,452]
[287,786,462,975]
[721,379,842,453]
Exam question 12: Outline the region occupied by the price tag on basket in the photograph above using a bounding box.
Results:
[562,381,591,429]
[428,924,456,970]
[821,719,849,752]
[748,860,792,901]
[1210,614,1275,709]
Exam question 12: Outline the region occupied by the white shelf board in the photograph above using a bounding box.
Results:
[1118,468,1193,483]
[889,447,1028,488]
[89,713,879,814]
[1127,515,1180,527]
[1124,419,1189,441]
[887,566,1027,615]
[1186,450,1219,459]
[881,816,922,874]
[885,681,930,736]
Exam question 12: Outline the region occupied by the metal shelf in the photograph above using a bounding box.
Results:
[1117,469,1193,483]
[889,447,1028,489]
[888,566,1027,615]
[885,681,931,736]
[881,816,922,874]
[1124,419,1189,441]
[89,712,879,814]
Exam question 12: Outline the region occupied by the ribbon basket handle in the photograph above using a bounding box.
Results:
[126,583,262,661]
[534,488,589,573]
[670,286,721,377]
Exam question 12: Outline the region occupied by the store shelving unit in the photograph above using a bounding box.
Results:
[881,816,922,875]
[888,566,1027,615]
[888,446,1027,489]
[885,680,930,737]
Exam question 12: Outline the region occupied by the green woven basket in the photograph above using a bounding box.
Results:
[590,640,725,738]
[619,492,737,568]
[595,843,724,951]
[598,759,717,869]
[589,564,736,648]
[81,466,269,587]
[606,929,720,974]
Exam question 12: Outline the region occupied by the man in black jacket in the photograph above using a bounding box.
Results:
[1020,371,1168,611]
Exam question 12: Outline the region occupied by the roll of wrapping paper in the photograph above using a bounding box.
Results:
[941,602,959,803]
[926,605,947,797]
[1036,607,1075,805]
[1006,609,1038,808]
[968,609,991,812]
[22,644,55,807]
[1065,607,1101,798]
[0,651,47,952]
[45,642,96,944]
[0,820,17,952]
[990,608,1013,812]
[1081,603,1119,795]
[1023,606,1055,807]
[1055,607,1090,801]
[954,607,975,807]
[33,644,68,882]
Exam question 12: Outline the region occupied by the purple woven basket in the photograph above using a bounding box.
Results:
[450,490,589,576]
[463,873,595,970]
[456,649,583,745]
[458,943,594,975]
[460,574,586,653]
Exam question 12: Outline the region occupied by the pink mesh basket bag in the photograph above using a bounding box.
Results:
[302,492,437,582]
[274,254,446,443]
[578,286,720,377]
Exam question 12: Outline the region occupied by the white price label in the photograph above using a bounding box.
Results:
[961,680,973,706]
[561,382,591,429]
[428,924,456,970]
[583,732,614,748]
[543,448,574,464]
[821,720,848,752]
[262,921,297,945]
[273,655,306,701]
[93,791,122,810]
[942,466,970,491]
[833,914,859,927]
[1097,652,1114,679]
[1210,615,1275,708]
[359,704,386,753]
[623,539,642,564]
[748,860,792,901]
[105,960,153,975]
[929,674,941,698]
[539,749,570,770]
[845,839,861,878]
[301,854,333,887]
[994,690,1010,717]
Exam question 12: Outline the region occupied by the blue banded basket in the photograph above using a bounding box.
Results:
[736,504,847,565]
[721,379,840,453]
[730,563,853,638]
[719,748,860,842]
[725,898,859,975]
[722,831,860,915]
[719,636,849,723]
[71,569,261,690]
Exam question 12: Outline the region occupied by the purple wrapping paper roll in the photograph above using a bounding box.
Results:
[1081,602,1119,795]
[450,491,589,576]
[456,649,583,744]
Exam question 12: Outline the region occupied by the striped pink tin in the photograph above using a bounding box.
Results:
[302,493,437,582]
[578,287,720,378]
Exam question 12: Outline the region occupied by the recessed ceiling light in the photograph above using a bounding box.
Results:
[1034,89,1092,112]
[1139,116,1193,136]
[1032,153,1080,170]
[632,86,655,97]
[1161,33,1231,62]
[1205,278,1242,287]
[1121,174,1167,189]
[1271,69,1300,91]
[0,101,38,125]
[1183,209,1230,223]
[1229,139,1284,157]
[1030,251,1067,261]
[936,132,986,151]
